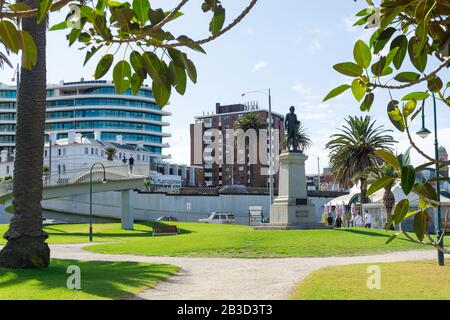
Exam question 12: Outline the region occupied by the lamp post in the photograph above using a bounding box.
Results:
[416,94,445,266]
[241,89,274,205]
[89,163,107,242]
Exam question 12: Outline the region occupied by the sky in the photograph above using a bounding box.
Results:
[0,0,449,174]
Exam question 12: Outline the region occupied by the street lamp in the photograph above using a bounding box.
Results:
[89,162,107,242]
[310,155,321,191]
[416,93,445,266]
[241,89,274,206]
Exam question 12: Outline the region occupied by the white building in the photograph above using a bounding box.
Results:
[0,133,199,188]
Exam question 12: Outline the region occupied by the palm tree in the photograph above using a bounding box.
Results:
[367,150,410,228]
[234,112,268,132]
[105,147,117,161]
[234,112,268,187]
[284,123,312,153]
[326,116,396,205]
[0,0,49,268]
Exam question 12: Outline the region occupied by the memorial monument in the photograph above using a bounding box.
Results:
[256,106,326,230]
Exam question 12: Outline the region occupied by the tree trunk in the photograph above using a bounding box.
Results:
[360,178,368,204]
[0,0,49,268]
[383,185,396,230]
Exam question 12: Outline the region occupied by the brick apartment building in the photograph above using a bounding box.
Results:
[190,103,284,188]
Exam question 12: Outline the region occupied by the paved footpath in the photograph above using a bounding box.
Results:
[45,244,441,300]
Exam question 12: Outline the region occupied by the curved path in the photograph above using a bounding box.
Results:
[48,244,440,300]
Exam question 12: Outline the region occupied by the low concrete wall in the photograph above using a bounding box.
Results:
[42,191,335,225]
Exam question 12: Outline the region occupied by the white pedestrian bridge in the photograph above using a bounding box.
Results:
[0,162,147,229]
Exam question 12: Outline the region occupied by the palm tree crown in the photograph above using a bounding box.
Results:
[234,112,268,132]
[326,116,396,201]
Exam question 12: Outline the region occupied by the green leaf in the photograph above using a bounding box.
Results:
[401,92,429,101]
[209,5,225,36]
[323,85,351,102]
[354,40,372,69]
[169,61,187,95]
[390,35,408,70]
[130,72,144,96]
[367,176,396,197]
[413,183,438,202]
[394,199,410,225]
[38,0,53,24]
[133,0,150,25]
[177,35,206,54]
[130,51,146,76]
[95,54,114,79]
[387,100,405,132]
[401,165,416,195]
[414,210,429,242]
[83,45,101,66]
[385,232,400,244]
[373,27,396,54]
[17,31,37,69]
[94,14,112,41]
[360,92,374,112]
[9,3,31,11]
[394,72,420,83]
[113,60,132,94]
[408,37,427,73]
[371,56,386,77]
[428,77,443,93]
[49,21,68,31]
[402,99,417,117]
[0,20,19,53]
[152,79,171,107]
[351,78,366,102]
[376,149,401,170]
[333,62,363,77]
[143,51,163,84]
[184,58,197,84]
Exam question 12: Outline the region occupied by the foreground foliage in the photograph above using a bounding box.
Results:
[326,0,450,252]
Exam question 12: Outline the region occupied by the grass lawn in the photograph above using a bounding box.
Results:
[0,222,436,258]
[290,260,450,300]
[0,259,179,300]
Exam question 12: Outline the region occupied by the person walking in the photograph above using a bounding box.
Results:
[122,156,127,164]
[353,212,364,228]
[128,155,135,174]
[364,210,372,228]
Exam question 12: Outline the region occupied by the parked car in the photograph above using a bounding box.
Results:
[219,185,246,193]
[156,216,179,222]
[198,212,237,224]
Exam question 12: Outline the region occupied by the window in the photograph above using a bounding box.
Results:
[137,154,140,161]
[44,150,48,157]
[91,148,94,155]
[58,149,62,156]
[84,147,88,154]
[6,166,9,174]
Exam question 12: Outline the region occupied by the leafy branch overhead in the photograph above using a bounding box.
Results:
[0,0,258,106]
[325,0,449,252]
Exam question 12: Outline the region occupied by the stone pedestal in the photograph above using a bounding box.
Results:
[257,152,328,230]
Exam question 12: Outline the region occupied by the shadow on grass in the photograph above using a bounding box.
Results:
[0,259,178,300]
[44,221,193,239]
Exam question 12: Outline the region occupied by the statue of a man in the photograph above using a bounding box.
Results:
[285,106,300,152]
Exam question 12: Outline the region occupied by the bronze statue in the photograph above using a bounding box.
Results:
[285,106,300,152]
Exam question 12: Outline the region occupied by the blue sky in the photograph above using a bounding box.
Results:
[0,0,448,174]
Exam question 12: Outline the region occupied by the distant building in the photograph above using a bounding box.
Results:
[0,134,200,188]
[439,146,449,177]
[0,79,171,163]
[190,102,284,188]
